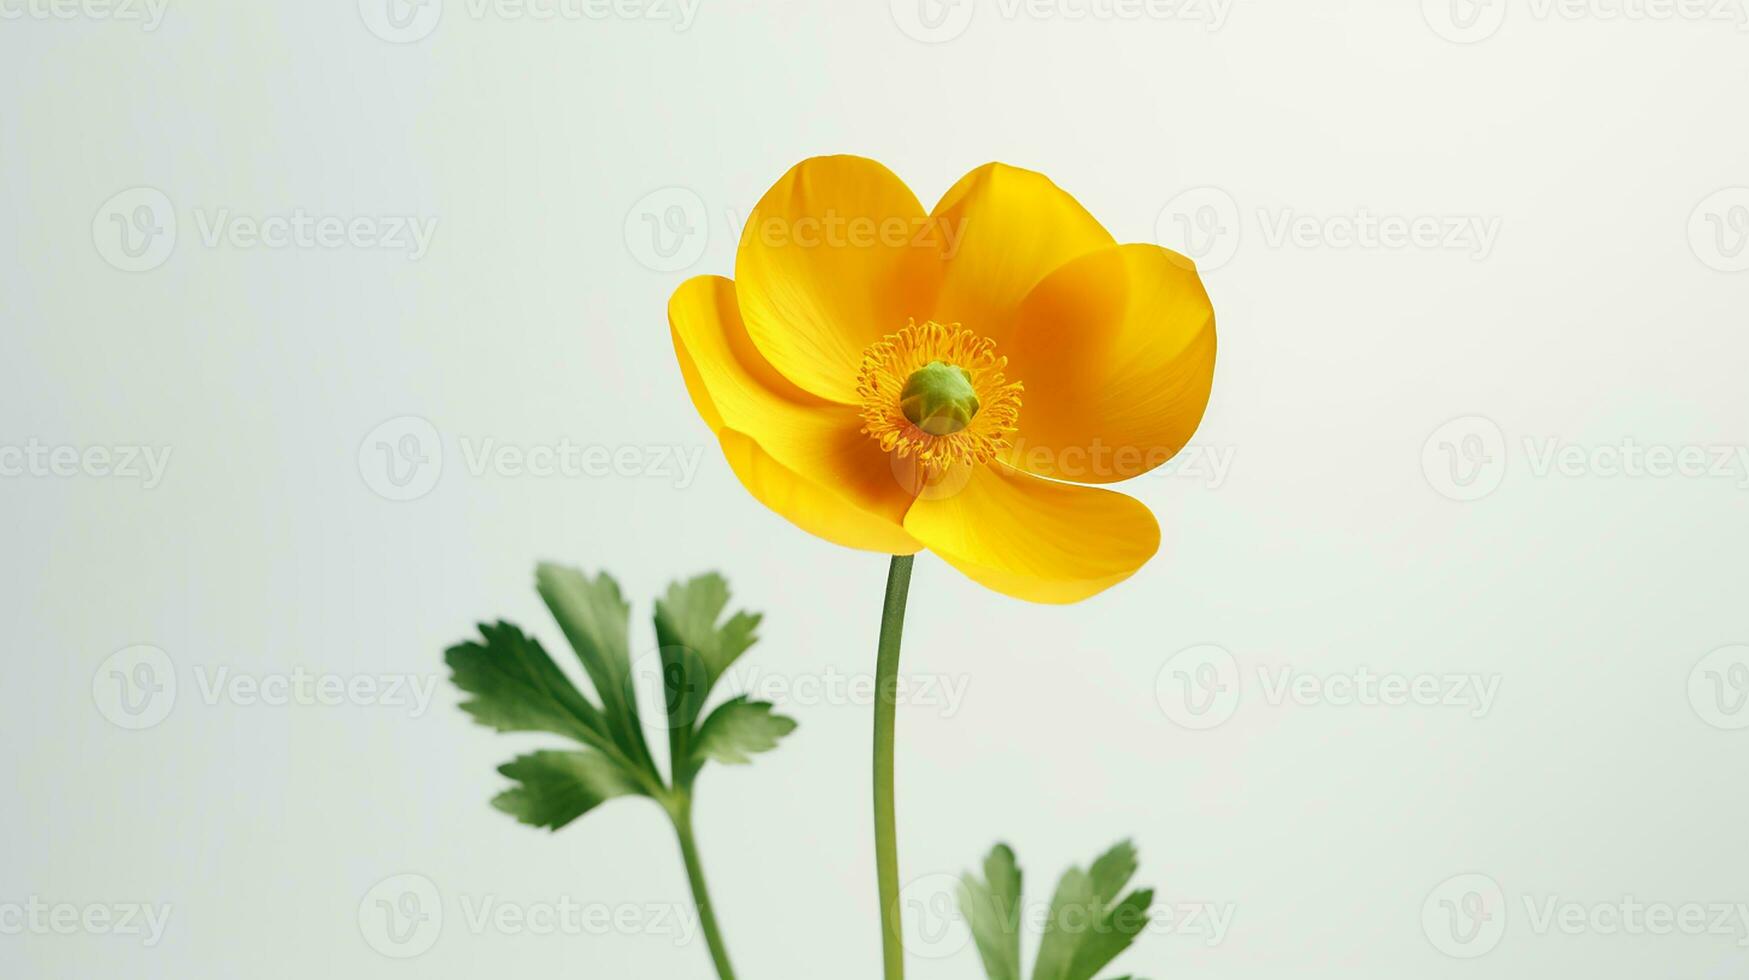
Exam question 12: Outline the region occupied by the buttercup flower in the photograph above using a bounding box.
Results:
[670,156,1217,603]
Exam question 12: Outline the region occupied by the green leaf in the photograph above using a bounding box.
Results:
[690,696,796,768]
[1065,887,1152,980]
[491,750,645,830]
[958,843,1024,980]
[1087,840,1139,908]
[535,564,653,769]
[1033,842,1153,980]
[445,621,607,749]
[653,574,768,785]
[1034,867,1096,980]
[653,573,762,687]
[451,568,793,835]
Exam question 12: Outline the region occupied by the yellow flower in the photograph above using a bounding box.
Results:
[669,157,1217,604]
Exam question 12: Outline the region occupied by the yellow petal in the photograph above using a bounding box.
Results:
[903,464,1159,604]
[718,430,922,555]
[734,156,936,403]
[670,274,918,545]
[1001,244,1217,483]
[923,163,1115,340]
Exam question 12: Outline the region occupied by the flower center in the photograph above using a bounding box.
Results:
[900,361,980,436]
[856,320,1023,474]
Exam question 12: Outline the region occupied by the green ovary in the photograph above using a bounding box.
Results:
[900,361,981,436]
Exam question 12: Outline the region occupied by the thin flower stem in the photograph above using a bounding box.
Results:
[672,799,738,980]
[873,554,916,980]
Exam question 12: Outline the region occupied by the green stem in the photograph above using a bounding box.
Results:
[874,554,916,980]
[672,799,737,980]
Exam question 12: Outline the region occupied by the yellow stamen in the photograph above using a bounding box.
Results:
[856,320,1023,474]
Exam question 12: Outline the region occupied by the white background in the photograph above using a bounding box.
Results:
[3,1,1748,977]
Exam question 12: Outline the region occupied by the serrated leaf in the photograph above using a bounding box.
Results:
[653,574,769,785]
[491,750,646,830]
[1087,840,1138,907]
[1034,842,1153,980]
[535,564,654,770]
[653,573,762,687]
[958,843,1023,980]
[690,697,796,768]
[1065,887,1152,980]
[445,621,607,749]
